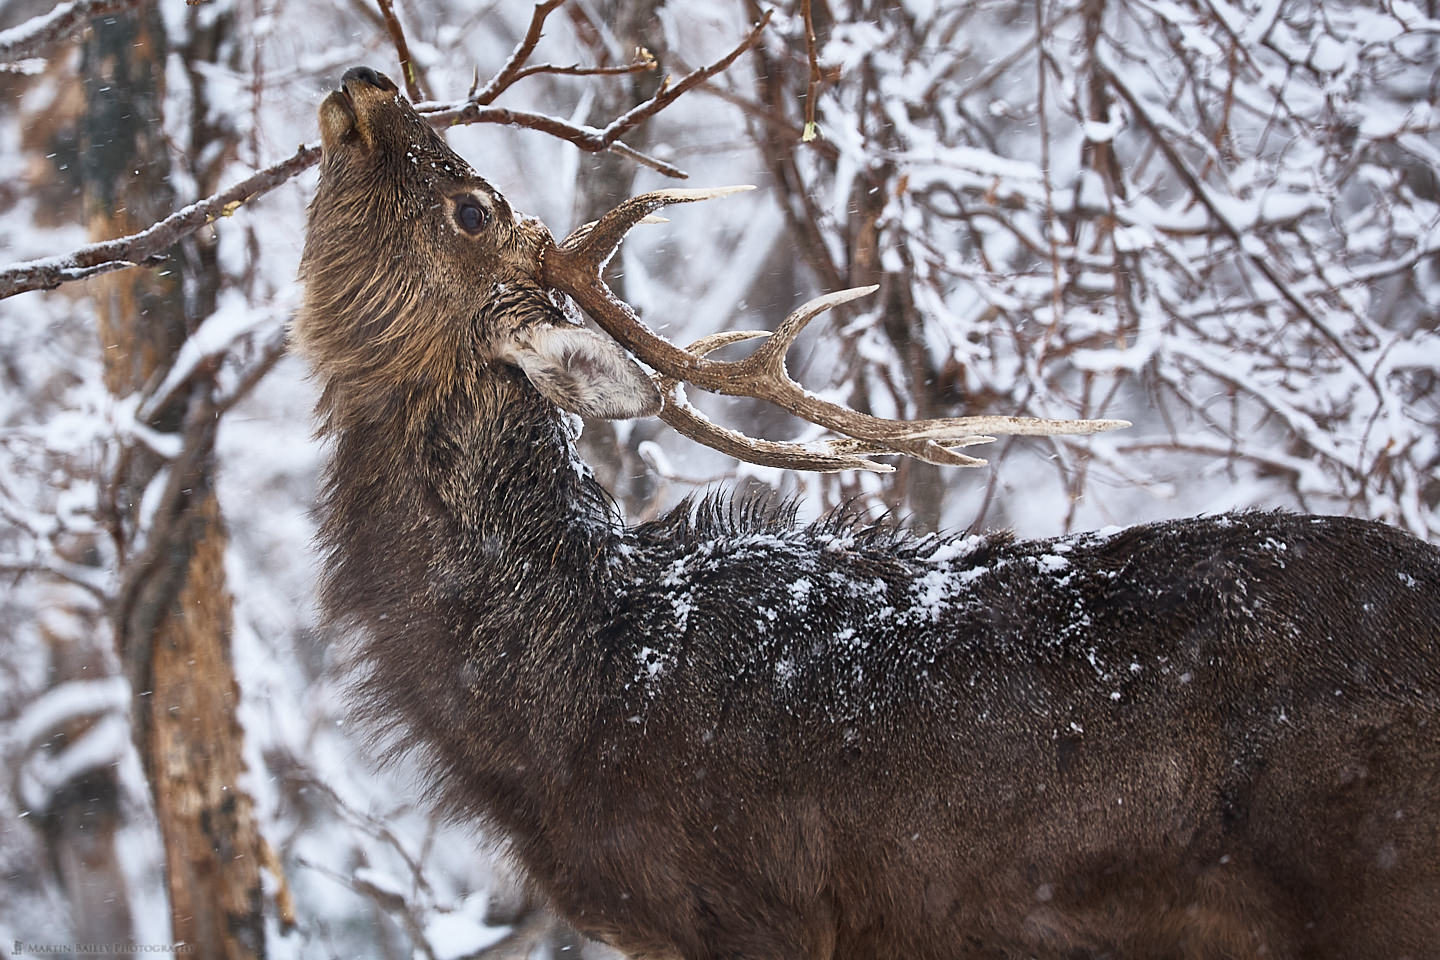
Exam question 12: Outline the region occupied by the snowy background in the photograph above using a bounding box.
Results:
[0,0,1436,955]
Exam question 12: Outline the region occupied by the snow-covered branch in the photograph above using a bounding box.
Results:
[0,142,322,301]
[0,0,140,62]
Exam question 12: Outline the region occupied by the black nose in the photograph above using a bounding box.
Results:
[341,66,396,93]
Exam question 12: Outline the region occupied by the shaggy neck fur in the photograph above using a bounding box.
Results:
[315,359,624,831]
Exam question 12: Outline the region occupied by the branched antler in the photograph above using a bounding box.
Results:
[541,187,1130,473]
[655,330,896,472]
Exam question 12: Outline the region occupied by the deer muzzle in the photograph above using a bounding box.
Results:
[319,66,400,153]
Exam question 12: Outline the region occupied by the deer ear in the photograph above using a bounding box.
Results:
[504,324,662,420]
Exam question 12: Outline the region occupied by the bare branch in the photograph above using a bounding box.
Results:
[473,0,569,105]
[606,140,685,177]
[216,328,289,415]
[0,143,322,301]
[595,12,772,147]
[509,52,658,85]
[424,11,772,166]
[0,556,109,600]
[685,77,839,160]
[375,0,426,102]
[418,104,687,177]
[800,0,821,142]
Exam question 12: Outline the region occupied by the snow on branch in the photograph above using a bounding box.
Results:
[0,0,139,62]
[12,675,131,814]
[0,143,323,301]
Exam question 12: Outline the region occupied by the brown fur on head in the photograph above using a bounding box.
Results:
[296,67,659,422]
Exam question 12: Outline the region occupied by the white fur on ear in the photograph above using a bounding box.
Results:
[504,324,662,420]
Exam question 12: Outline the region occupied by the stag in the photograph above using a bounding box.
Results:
[296,67,1440,959]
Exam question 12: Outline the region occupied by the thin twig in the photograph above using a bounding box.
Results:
[509,54,657,84]
[596,12,772,148]
[953,9,1077,102]
[0,557,109,600]
[474,0,568,105]
[292,771,436,901]
[606,140,685,177]
[685,76,840,160]
[1033,0,1065,356]
[216,328,290,415]
[732,10,846,292]
[800,0,821,142]
[375,0,425,101]
[296,857,438,960]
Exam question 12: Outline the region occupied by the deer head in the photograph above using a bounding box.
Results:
[298,66,659,422]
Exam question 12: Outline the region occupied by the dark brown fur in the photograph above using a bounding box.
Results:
[297,69,1440,960]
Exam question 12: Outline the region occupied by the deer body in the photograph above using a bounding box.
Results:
[299,69,1440,960]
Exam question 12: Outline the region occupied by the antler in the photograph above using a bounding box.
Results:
[540,186,1129,473]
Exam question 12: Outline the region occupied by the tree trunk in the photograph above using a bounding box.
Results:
[81,4,266,956]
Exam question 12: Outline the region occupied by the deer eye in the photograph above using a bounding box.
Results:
[453,197,488,234]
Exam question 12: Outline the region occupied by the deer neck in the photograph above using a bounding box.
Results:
[316,359,621,659]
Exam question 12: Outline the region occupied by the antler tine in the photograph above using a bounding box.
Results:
[738,286,878,386]
[559,185,757,271]
[539,186,1131,472]
[654,330,894,473]
[827,434,996,455]
[656,394,895,473]
[676,330,770,355]
[648,332,996,471]
[663,330,995,470]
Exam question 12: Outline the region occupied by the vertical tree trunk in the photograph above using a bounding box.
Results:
[81,4,266,957]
